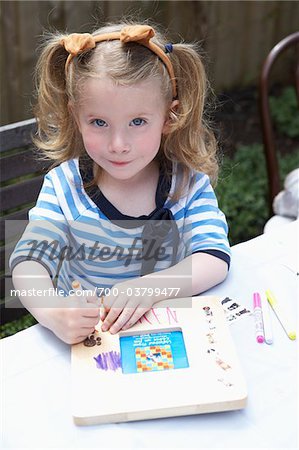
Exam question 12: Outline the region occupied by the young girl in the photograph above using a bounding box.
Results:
[10,21,231,344]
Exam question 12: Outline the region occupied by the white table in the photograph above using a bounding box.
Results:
[1,221,298,449]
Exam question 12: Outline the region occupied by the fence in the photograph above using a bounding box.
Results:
[1,0,299,124]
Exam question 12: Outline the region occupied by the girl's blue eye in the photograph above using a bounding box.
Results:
[94,119,107,127]
[130,118,146,126]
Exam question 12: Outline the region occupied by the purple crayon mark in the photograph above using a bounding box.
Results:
[94,351,122,371]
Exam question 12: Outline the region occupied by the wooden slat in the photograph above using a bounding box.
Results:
[1,175,43,212]
[0,246,6,272]
[0,237,24,274]
[1,208,30,221]
[0,209,30,242]
[1,238,32,303]
[0,275,35,310]
[0,276,15,303]
[0,118,37,152]
[0,243,18,272]
[0,147,48,182]
[0,285,29,324]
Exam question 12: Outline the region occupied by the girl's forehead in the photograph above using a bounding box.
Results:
[78,77,166,107]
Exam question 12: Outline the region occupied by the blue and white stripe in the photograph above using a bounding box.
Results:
[10,159,231,294]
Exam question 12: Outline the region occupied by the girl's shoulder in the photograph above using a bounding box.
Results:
[41,158,93,218]
[172,164,211,196]
[189,169,210,185]
[45,158,80,182]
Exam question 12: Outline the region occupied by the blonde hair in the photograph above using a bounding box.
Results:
[34,20,219,198]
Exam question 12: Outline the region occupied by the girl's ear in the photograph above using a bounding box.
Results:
[68,102,81,133]
[162,99,179,135]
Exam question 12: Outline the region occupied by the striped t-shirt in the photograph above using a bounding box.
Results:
[9,158,231,294]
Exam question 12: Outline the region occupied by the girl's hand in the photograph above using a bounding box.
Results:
[46,293,100,344]
[100,279,155,334]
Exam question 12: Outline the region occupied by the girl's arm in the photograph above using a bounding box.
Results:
[100,252,228,334]
[12,261,100,344]
[141,252,228,300]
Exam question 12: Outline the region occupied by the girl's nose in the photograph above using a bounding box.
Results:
[108,131,131,154]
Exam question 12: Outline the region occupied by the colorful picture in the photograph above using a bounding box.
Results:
[135,344,174,372]
[120,330,189,374]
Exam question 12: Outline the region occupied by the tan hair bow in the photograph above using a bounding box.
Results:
[60,25,177,98]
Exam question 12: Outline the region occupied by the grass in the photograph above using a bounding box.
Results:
[1,313,37,339]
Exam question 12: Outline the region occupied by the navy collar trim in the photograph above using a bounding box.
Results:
[79,158,172,222]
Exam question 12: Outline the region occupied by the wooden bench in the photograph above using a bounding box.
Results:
[0,118,49,324]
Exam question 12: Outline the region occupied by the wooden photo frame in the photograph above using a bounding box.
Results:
[72,296,247,425]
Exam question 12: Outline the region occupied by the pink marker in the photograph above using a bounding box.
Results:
[253,293,265,343]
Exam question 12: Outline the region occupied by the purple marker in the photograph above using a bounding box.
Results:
[253,293,265,343]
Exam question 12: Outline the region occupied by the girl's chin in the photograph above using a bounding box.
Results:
[101,168,139,181]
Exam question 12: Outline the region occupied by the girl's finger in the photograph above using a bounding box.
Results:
[75,329,96,343]
[101,294,116,310]
[81,307,101,318]
[108,305,137,334]
[101,295,137,331]
[79,326,97,334]
[101,306,123,332]
[100,294,131,331]
[100,308,109,322]
[79,315,100,326]
[107,298,140,333]
[121,307,151,332]
[86,294,101,307]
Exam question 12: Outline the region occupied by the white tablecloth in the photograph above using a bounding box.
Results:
[1,221,298,449]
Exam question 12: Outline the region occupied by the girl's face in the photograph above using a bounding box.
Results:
[75,77,171,183]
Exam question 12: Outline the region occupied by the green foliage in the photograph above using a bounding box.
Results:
[0,314,37,339]
[216,144,299,245]
[269,86,299,138]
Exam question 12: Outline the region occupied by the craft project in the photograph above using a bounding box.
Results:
[71,296,247,425]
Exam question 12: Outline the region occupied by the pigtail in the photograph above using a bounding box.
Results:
[33,34,82,163]
[163,43,218,194]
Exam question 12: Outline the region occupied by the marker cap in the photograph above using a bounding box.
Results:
[253,292,262,308]
[256,335,264,343]
[72,281,81,290]
[288,331,297,340]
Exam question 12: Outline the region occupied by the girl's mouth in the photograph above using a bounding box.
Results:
[109,160,131,166]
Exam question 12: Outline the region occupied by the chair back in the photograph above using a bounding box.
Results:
[259,31,299,215]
